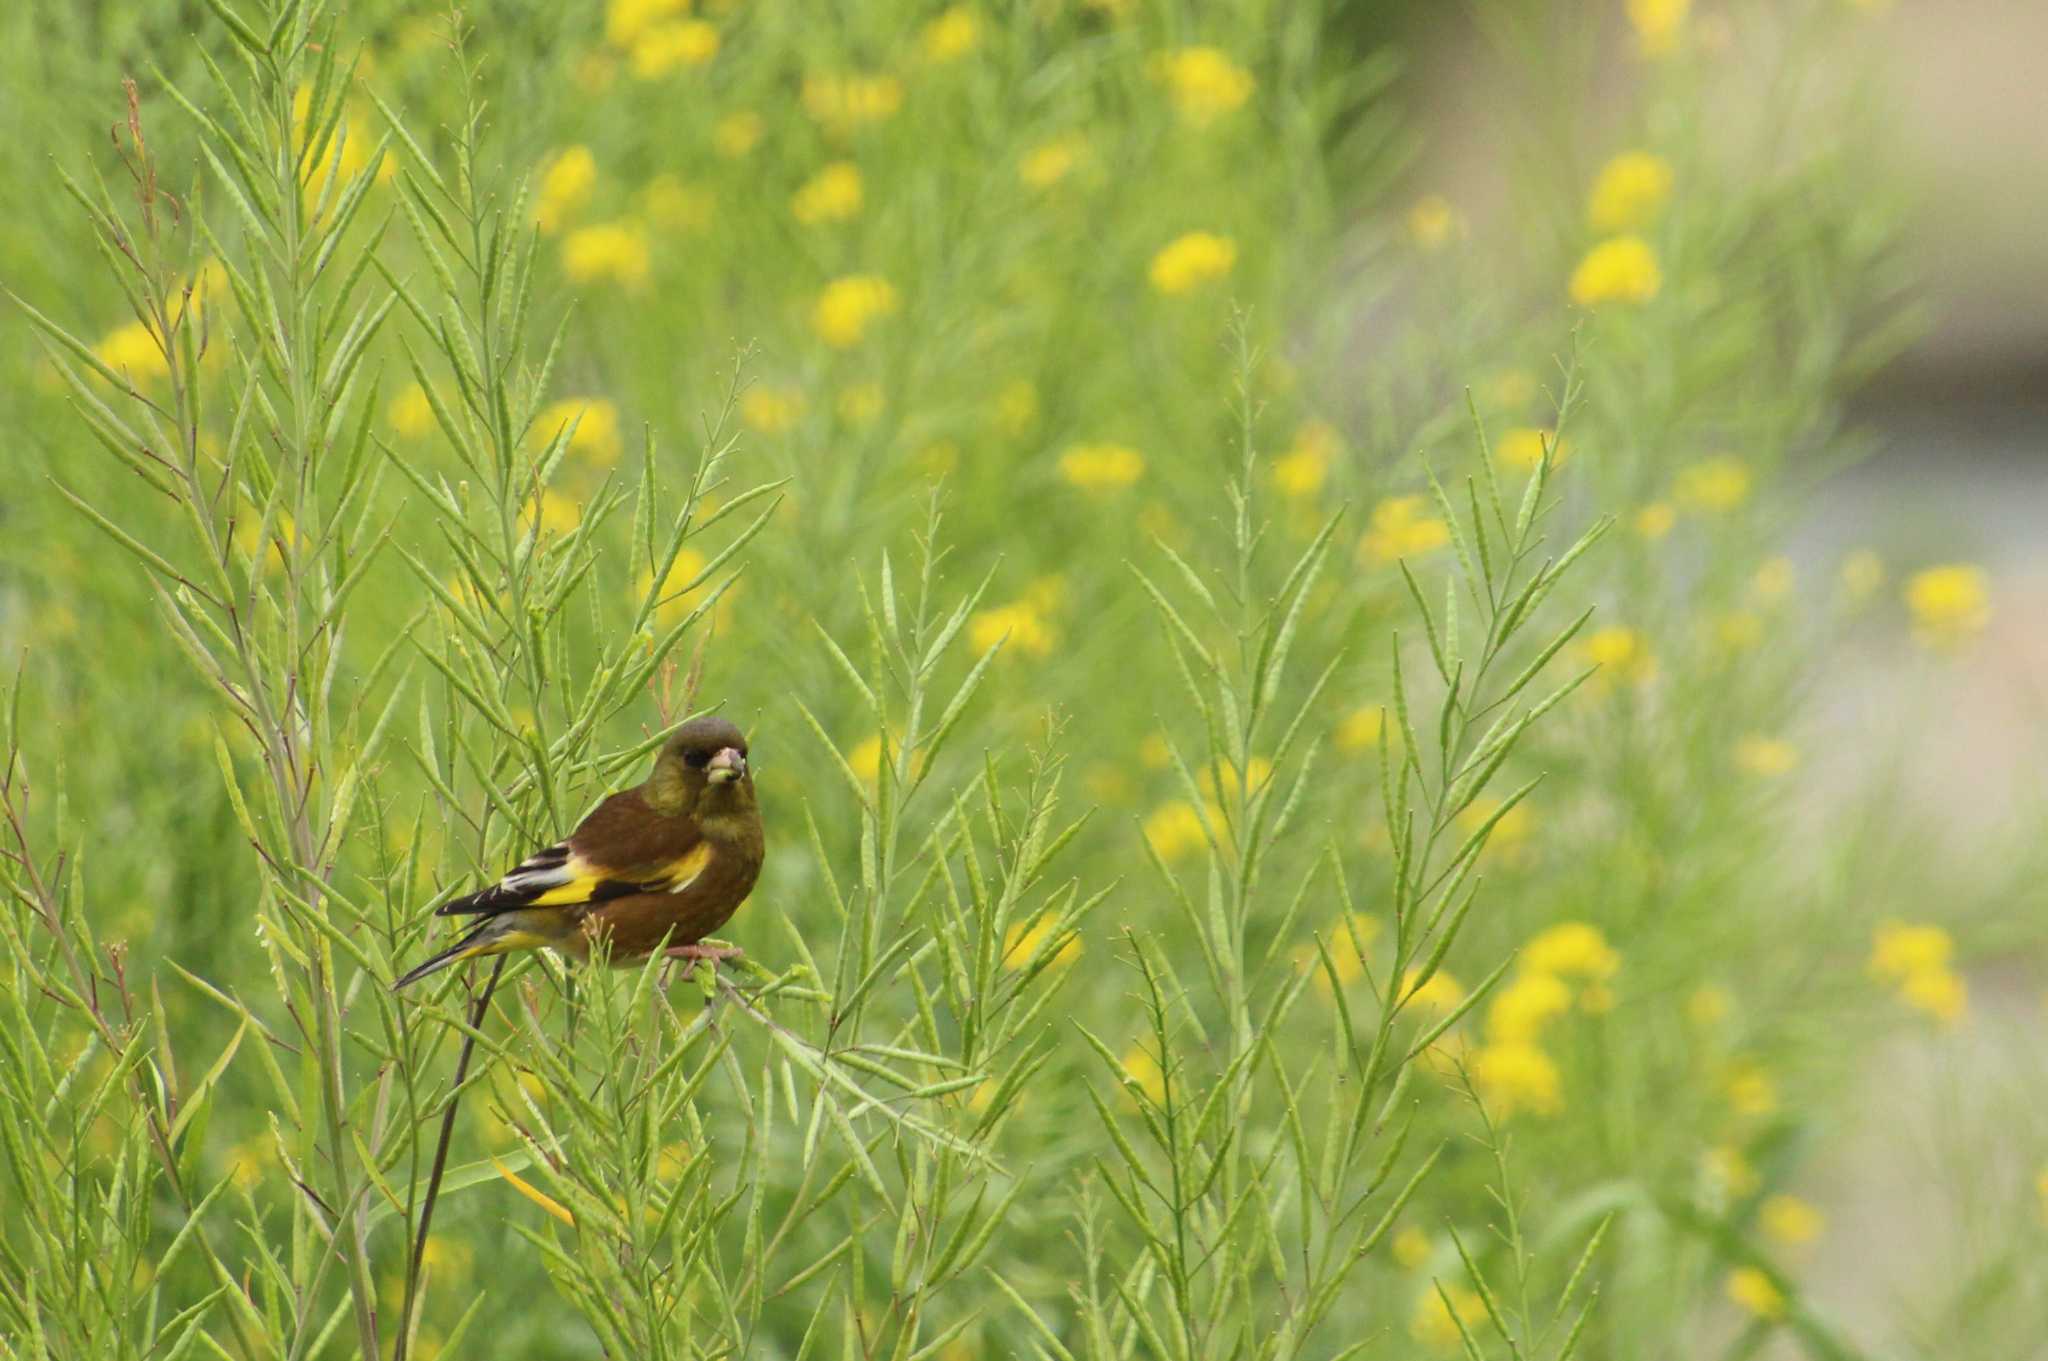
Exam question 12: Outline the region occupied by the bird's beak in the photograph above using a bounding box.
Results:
[706,747,746,784]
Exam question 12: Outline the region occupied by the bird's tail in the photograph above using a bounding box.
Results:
[393,915,535,990]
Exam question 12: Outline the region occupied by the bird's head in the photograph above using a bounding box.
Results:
[648,715,754,816]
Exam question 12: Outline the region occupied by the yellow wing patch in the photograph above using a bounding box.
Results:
[662,843,715,894]
[520,844,713,906]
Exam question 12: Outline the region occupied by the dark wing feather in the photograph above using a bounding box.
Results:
[437,790,705,918]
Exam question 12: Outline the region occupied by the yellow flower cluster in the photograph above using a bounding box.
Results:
[1148,46,1255,127]
[1627,0,1692,57]
[1724,1267,1784,1320]
[919,6,981,63]
[1058,442,1145,492]
[1569,235,1662,305]
[802,72,905,133]
[1149,231,1238,295]
[534,146,597,235]
[1587,151,1674,231]
[533,397,624,465]
[562,221,652,288]
[1142,801,1210,862]
[387,382,436,438]
[792,161,863,224]
[1869,920,1967,1024]
[713,111,764,158]
[1903,564,1990,649]
[1733,734,1800,778]
[1358,495,1449,564]
[812,274,900,347]
[1002,912,1081,970]
[969,597,1057,658]
[741,385,805,433]
[1020,135,1087,189]
[603,0,717,77]
[1675,455,1752,512]
[1411,1284,1486,1352]
[1497,427,1568,472]
[1407,195,1463,250]
[1271,420,1340,498]
[1574,625,1656,689]
[1472,921,1619,1118]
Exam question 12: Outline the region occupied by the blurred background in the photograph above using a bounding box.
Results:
[3,0,2045,1357]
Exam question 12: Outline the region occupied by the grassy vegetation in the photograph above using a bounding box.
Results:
[1,1,2036,1358]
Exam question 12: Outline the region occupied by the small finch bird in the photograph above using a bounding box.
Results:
[393,715,765,989]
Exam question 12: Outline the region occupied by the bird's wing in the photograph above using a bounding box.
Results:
[437,791,712,918]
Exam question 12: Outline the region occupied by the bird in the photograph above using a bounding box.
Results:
[393,714,764,989]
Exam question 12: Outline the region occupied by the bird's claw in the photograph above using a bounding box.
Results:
[664,944,744,963]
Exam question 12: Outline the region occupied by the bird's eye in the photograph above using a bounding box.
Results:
[683,749,710,768]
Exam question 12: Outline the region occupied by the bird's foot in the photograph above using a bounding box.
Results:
[664,943,744,964]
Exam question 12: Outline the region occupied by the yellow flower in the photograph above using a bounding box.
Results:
[1870,922,1953,981]
[1899,967,1967,1025]
[1569,235,1662,305]
[1760,1194,1825,1247]
[1456,797,1534,861]
[1358,495,1449,564]
[1675,455,1751,511]
[1752,556,1795,602]
[1143,801,1209,862]
[1411,1284,1486,1351]
[811,275,899,348]
[1840,550,1884,601]
[1724,1268,1785,1321]
[713,111,764,158]
[1521,923,1620,981]
[1401,968,1465,1016]
[992,379,1039,436]
[227,1136,273,1191]
[1497,427,1568,471]
[1138,734,1172,769]
[792,161,863,225]
[534,397,623,465]
[740,385,805,434]
[1714,611,1764,653]
[634,547,710,629]
[1904,564,1990,648]
[1407,195,1463,250]
[1148,46,1255,127]
[605,0,687,47]
[1392,1226,1433,1270]
[1020,136,1086,188]
[561,221,652,287]
[969,601,1056,657]
[1058,442,1146,492]
[640,175,714,232]
[95,320,167,382]
[1734,735,1799,778]
[1486,973,1573,1044]
[533,145,598,235]
[1723,1061,1777,1118]
[1003,913,1081,970]
[1628,0,1692,56]
[1335,705,1385,753]
[802,73,904,133]
[1273,420,1340,497]
[920,6,980,63]
[522,488,581,538]
[1634,501,1676,539]
[630,19,719,77]
[916,440,959,477]
[1472,1042,1563,1117]
[1119,1044,1167,1105]
[836,383,883,427]
[1575,626,1656,687]
[387,383,435,437]
[1306,913,1379,991]
[1149,231,1238,295]
[1688,985,1732,1027]
[1587,151,1675,231]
